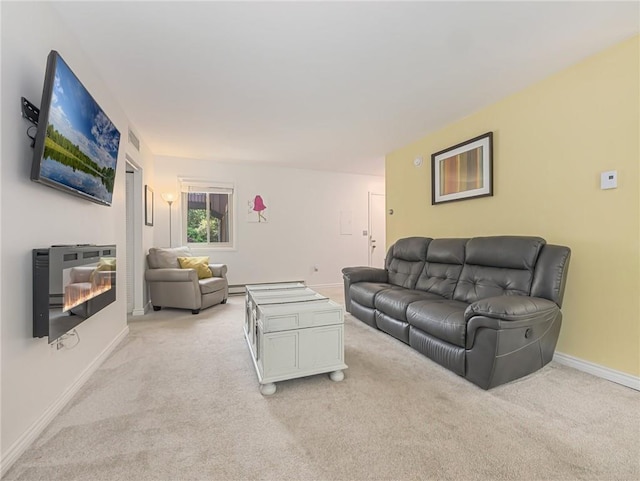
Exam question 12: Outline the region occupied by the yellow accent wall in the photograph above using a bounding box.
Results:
[386,36,640,377]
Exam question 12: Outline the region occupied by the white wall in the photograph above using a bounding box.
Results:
[154,156,384,287]
[0,2,149,469]
[0,3,381,467]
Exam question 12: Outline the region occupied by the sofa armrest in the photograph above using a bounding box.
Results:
[208,264,228,278]
[342,266,388,284]
[145,268,199,283]
[465,296,560,349]
[465,296,558,324]
[341,266,388,313]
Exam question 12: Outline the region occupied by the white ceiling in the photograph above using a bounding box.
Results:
[51,1,639,177]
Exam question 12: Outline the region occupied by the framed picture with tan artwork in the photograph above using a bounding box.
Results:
[431,132,493,205]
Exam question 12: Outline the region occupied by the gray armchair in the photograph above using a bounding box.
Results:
[145,247,228,314]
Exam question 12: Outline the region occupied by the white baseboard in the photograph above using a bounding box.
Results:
[308,283,343,289]
[553,351,640,391]
[131,301,150,316]
[228,285,247,295]
[0,326,130,477]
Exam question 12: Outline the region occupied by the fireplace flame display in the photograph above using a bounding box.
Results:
[63,266,114,312]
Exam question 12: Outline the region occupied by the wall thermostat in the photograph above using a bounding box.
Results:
[413,157,423,167]
[600,170,617,190]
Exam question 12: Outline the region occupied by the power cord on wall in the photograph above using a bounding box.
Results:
[26,125,37,147]
[54,329,81,350]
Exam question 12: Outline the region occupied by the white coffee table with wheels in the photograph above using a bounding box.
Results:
[244,283,347,395]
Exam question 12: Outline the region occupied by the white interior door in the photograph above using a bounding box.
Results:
[368,193,386,268]
[125,169,135,314]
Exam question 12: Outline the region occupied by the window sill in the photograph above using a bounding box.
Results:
[188,245,237,253]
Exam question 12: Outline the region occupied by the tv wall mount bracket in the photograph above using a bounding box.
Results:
[21,97,40,126]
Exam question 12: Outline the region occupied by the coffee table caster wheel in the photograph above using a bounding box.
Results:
[260,383,276,396]
[329,370,344,382]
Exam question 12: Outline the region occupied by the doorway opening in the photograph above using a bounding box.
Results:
[368,192,386,268]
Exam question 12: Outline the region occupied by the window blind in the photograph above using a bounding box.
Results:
[179,179,234,194]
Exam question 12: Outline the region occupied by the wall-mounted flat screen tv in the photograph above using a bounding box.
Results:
[30,50,121,206]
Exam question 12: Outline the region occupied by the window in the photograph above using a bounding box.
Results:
[181,181,234,248]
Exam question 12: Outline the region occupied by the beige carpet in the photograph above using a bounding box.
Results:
[4,287,639,481]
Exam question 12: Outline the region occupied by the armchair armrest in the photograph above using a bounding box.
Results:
[465,296,560,349]
[342,266,388,284]
[69,266,95,283]
[208,263,228,278]
[145,268,199,283]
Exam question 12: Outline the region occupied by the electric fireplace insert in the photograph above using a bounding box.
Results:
[33,245,116,343]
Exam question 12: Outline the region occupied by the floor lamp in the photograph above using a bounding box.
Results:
[161,193,177,247]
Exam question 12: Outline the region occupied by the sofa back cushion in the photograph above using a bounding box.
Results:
[453,236,545,303]
[530,244,571,307]
[415,238,467,298]
[385,237,431,288]
[148,246,192,269]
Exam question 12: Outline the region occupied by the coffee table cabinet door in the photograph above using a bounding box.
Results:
[263,331,299,379]
[298,325,344,371]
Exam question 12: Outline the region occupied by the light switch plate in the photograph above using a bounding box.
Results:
[601,170,617,190]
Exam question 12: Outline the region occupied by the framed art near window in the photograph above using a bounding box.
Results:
[431,132,493,205]
[145,185,154,226]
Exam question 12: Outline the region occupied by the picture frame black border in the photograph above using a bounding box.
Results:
[431,132,493,205]
[145,185,154,226]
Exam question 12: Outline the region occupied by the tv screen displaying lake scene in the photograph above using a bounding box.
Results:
[31,51,121,206]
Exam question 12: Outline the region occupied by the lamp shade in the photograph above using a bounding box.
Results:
[161,192,177,204]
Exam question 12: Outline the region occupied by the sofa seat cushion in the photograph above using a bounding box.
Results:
[350,282,398,308]
[375,288,445,321]
[375,311,410,344]
[199,277,227,295]
[406,300,469,348]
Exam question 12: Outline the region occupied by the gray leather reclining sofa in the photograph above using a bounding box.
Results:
[342,236,570,389]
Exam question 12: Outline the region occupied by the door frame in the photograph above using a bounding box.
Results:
[368,192,386,267]
[125,155,146,316]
